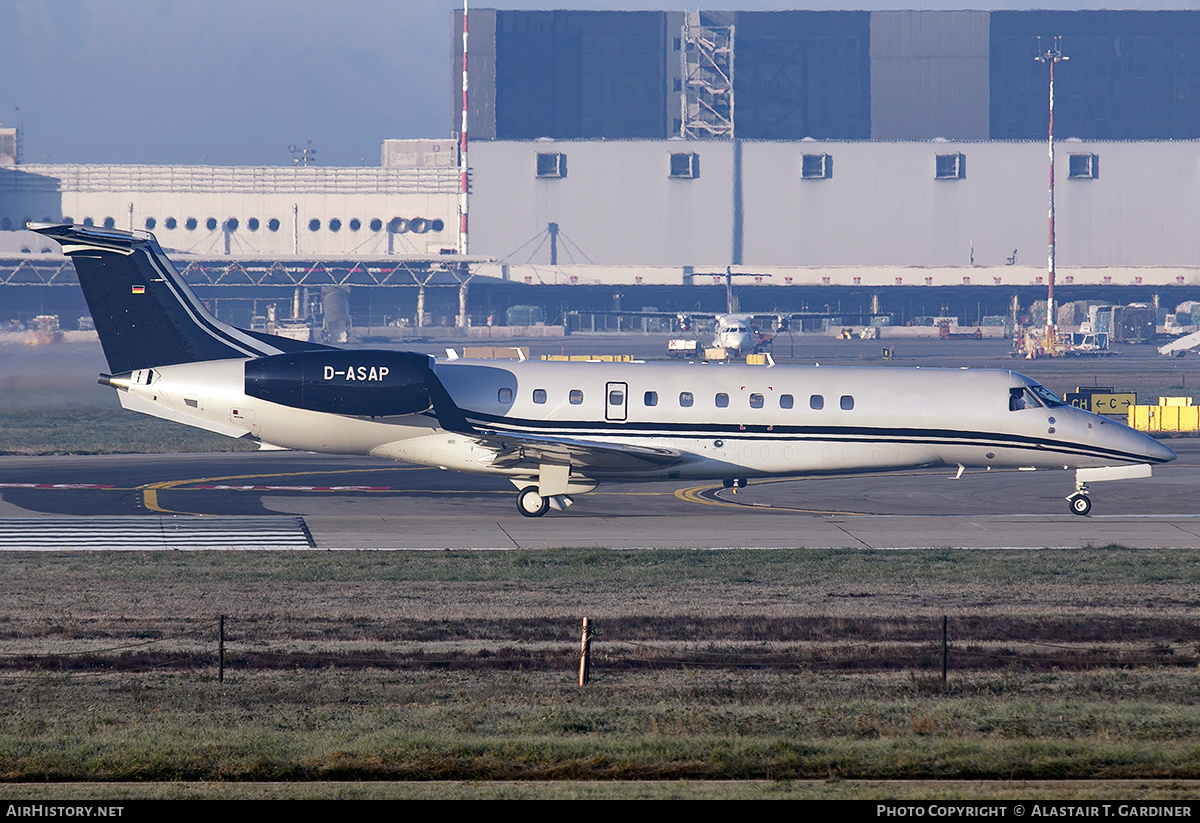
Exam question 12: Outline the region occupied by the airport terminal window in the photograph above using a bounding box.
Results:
[185,218,197,231]
[935,153,966,180]
[801,153,833,180]
[680,391,694,408]
[165,217,177,229]
[267,218,280,232]
[536,152,567,179]
[533,389,547,404]
[644,391,658,407]
[780,394,794,409]
[750,393,764,409]
[810,394,824,410]
[144,217,156,230]
[206,218,218,230]
[569,389,583,405]
[1069,153,1099,180]
[715,392,729,408]
[247,218,259,231]
[669,152,700,179]
[840,395,855,410]
[498,388,513,404]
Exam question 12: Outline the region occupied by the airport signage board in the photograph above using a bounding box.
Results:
[1067,392,1135,415]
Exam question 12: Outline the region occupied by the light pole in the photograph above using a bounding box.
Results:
[1036,37,1068,355]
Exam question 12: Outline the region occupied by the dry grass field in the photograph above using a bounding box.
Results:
[2,548,1199,799]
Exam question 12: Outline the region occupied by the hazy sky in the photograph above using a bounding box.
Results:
[2,0,1192,167]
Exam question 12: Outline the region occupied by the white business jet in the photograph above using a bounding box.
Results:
[33,223,1174,518]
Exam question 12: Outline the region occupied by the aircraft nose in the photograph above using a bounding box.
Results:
[1145,436,1177,464]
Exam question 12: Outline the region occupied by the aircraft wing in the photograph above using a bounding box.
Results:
[420,366,683,472]
[469,428,684,472]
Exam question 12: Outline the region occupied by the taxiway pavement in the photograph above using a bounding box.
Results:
[0,442,1197,549]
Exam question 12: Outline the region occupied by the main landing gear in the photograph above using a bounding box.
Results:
[517,486,549,518]
[516,486,575,518]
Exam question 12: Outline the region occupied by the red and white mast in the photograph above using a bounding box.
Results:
[458,0,469,255]
[1036,36,1067,353]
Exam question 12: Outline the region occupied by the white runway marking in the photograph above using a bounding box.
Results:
[0,516,316,550]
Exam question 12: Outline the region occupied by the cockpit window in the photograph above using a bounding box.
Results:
[1009,387,1042,411]
[1009,384,1066,411]
[1029,384,1067,407]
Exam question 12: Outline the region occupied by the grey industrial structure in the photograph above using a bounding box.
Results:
[456,9,1200,142]
[2,8,1200,329]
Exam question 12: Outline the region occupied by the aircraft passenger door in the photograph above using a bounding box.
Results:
[605,382,628,422]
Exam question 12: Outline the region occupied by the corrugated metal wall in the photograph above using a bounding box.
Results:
[870,11,990,140]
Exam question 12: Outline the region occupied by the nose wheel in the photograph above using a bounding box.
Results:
[1067,481,1092,516]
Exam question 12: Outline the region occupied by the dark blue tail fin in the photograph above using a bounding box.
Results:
[32,223,328,373]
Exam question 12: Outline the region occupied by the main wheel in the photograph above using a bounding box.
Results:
[1068,494,1092,516]
[517,486,550,518]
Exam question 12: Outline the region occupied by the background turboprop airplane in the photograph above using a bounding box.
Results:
[32,223,1175,518]
[584,269,885,356]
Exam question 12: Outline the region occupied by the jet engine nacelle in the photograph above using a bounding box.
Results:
[244,350,433,417]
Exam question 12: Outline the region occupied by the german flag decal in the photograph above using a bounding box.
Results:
[131,285,145,294]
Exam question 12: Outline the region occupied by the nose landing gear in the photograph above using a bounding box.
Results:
[1067,480,1091,516]
[1067,492,1092,516]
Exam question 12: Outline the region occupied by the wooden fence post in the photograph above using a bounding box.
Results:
[579,617,592,686]
[219,614,226,684]
[941,615,948,687]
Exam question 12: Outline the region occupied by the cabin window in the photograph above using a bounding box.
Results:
[715,393,729,408]
[569,389,584,405]
[679,391,694,408]
[749,393,764,409]
[498,388,513,404]
[810,394,824,410]
[532,389,547,404]
[840,395,855,411]
[644,391,658,407]
[780,394,794,409]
